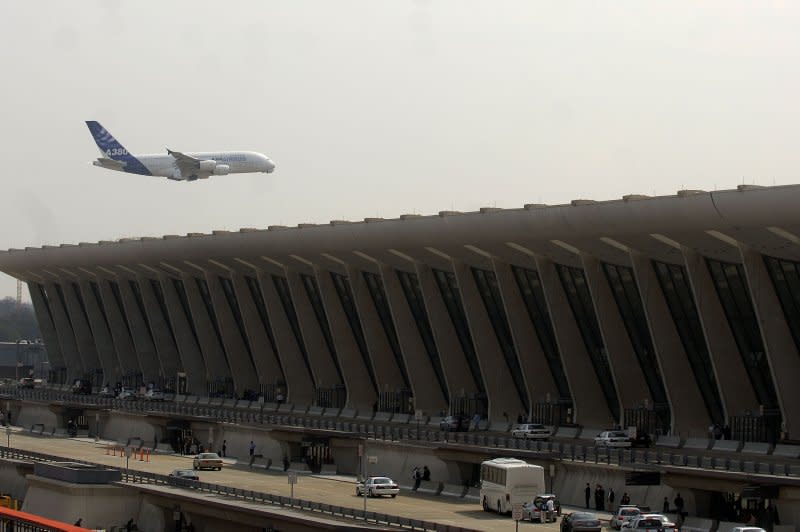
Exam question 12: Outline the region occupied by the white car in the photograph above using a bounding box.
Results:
[595,430,632,448]
[117,387,137,400]
[356,476,399,498]
[193,452,224,471]
[144,389,165,401]
[510,423,551,440]
[611,506,641,529]
[628,515,678,531]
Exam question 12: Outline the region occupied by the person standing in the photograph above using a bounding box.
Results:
[674,493,685,516]
[599,485,606,511]
[595,485,602,511]
[584,483,591,509]
[663,496,670,513]
[422,465,431,481]
[608,488,615,509]
[221,439,227,458]
[248,440,255,467]
[546,497,555,523]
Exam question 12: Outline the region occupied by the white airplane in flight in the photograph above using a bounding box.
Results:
[86,121,275,181]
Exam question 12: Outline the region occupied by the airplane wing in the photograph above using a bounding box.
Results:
[166,148,203,177]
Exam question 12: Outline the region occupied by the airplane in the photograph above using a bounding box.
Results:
[86,121,275,181]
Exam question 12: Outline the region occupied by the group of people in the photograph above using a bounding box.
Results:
[584,483,614,511]
[411,465,431,490]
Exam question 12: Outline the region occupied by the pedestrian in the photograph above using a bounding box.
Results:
[74,518,83,526]
[248,440,255,468]
[663,496,669,513]
[599,485,606,511]
[283,456,290,471]
[412,467,422,490]
[609,488,615,509]
[621,492,630,506]
[674,493,685,516]
[422,465,431,481]
[584,483,591,509]
[222,439,227,458]
[546,496,555,522]
[595,484,602,511]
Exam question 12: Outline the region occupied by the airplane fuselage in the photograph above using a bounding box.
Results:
[93,151,275,180]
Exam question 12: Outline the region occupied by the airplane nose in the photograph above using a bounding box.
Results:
[264,158,276,173]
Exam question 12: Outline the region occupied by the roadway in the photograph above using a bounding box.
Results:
[5,429,614,531]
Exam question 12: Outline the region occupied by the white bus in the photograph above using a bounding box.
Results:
[480,457,545,515]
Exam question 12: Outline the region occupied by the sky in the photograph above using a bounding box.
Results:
[1,1,799,301]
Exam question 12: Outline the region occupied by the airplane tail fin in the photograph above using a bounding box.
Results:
[85,121,130,160]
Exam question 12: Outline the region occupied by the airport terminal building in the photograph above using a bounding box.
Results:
[2,184,800,443]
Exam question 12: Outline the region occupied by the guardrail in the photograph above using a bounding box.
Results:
[3,386,799,479]
[0,446,477,532]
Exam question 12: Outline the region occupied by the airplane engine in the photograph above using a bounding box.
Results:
[170,169,182,180]
[198,160,217,172]
[213,165,230,175]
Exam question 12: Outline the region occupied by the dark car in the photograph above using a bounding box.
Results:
[71,379,92,395]
[439,415,469,432]
[630,432,653,448]
[561,512,602,532]
[168,468,199,486]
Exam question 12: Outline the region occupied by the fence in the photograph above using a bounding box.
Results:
[0,505,85,532]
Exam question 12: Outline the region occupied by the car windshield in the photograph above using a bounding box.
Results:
[372,478,390,484]
[621,509,640,516]
[611,431,628,437]
[199,453,219,459]
[531,424,545,429]
[175,470,194,476]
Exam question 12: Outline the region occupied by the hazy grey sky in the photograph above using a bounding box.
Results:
[1,1,799,300]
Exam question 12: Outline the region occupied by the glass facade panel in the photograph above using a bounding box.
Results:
[330,272,378,393]
[707,259,779,411]
[764,255,800,355]
[128,280,156,347]
[556,265,620,421]
[109,281,134,341]
[89,282,112,332]
[432,269,485,394]
[219,276,257,370]
[149,280,177,349]
[245,276,281,361]
[396,270,449,403]
[511,266,572,404]
[53,284,74,330]
[195,278,229,364]
[172,279,202,350]
[603,263,670,427]
[273,275,317,385]
[363,272,411,390]
[471,267,529,410]
[652,261,725,425]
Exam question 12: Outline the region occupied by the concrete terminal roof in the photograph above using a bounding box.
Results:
[2,184,800,278]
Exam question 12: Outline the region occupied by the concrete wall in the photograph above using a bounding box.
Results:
[0,459,33,500]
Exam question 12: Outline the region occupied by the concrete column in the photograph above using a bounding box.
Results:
[580,255,649,411]
[683,248,758,419]
[492,258,559,405]
[629,253,710,436]
[77,280,120,386]
[60,281,102,381]
[117,279,162,382]
[379,263,448,416]
[258,271,315,405]
[346,264,406,393]
[284,269,341,388]
[44,281,84,382]
[27,282,66,373]
[315,267,377,412]
[415,263,479,408]
[158,275,207,395]
[181,273,232,385]
[534,257,613,428]
[97,279,140,378]
[451,260,526,423]
[231,271,283,386]
[205,272,259,394]
[740,246,798,438]
[137,277,182,381]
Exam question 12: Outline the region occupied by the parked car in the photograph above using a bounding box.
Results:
[193,452,223,471]
[439,415,469,432]
[594,430,632,447]
[522,494,561,522]
[611,506,641,529]
[629,516,678,531]
[560,512,602,532]
[99,386,116,398]
[623,513,678,530]
[355,476,399,498]
[19,377,36,389]
[630,432,653,448]
[168,468,199,485]
[510,423,551,440]
[117,387,137,400]
[143,389,165,401]
[71,380,92,395]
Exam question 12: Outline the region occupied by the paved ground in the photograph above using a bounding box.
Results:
[6,429,615,531]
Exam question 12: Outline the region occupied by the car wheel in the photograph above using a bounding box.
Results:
[369,489,375,498]
[356,488,360,496]
[391,494,396,498]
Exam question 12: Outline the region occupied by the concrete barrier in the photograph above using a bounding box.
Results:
[655,435,682,448]
[578,427,603,441]
[307,406,324,416]
[323,407,341,418]
[683,438,711,450]
[320,463,337,474]
[465,487,480,501]
[711,439,741,452]
[441,483,466,497]
[292,404,309,415]
[415,480,443,496]
[373,412,392,422]
[338,408,357,419]
[741,442,771,455]
[288,461,309,472]
[555,426,581,439]
[261,402,277,412]
[773,444,800,458]
[489,421,511,432]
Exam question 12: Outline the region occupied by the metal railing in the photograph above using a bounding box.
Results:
[3,386,800,480]
[0,446,477,532]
